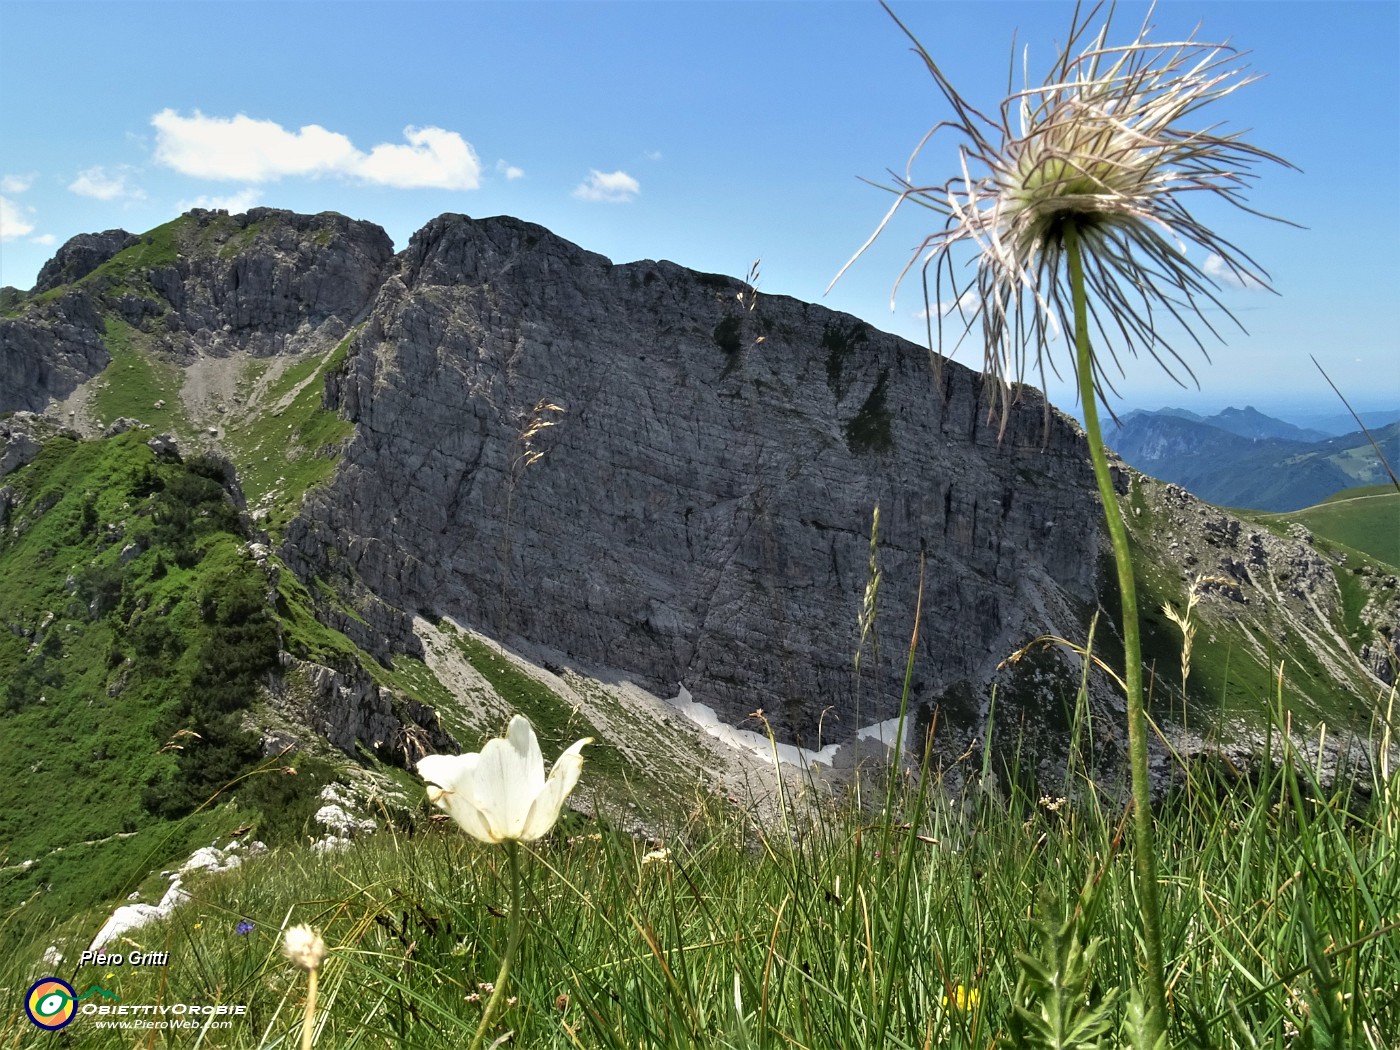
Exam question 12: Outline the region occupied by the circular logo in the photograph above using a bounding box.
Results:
[26,977,77,1030]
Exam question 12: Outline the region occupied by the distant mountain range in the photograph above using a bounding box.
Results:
[1283,408,1400,437]
[1108,406,1400,511]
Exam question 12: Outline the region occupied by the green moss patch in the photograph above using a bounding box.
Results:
[843,369,894,455]
[823,320,868,401]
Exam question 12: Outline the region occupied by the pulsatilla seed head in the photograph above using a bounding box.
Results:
[833,1,1295,434]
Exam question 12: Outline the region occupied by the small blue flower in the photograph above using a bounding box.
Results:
[235,920,255,935]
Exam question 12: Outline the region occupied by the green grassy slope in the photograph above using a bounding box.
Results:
[1260,485,1400,569]
[1122,474,1390,733]
[219,332,357,537]
[0,433,335,942]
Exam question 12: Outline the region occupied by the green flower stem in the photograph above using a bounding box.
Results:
[1065,222,1169,1041]
[470,840,523,1050]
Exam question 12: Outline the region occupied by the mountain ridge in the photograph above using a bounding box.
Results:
[3,208,1394,762]
[1109,407,1400,511]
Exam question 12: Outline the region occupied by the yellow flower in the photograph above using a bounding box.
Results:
[943,984,980,1011]
[418,715,590,843]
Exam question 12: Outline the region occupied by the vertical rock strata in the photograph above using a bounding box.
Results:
[285,214,1103,745]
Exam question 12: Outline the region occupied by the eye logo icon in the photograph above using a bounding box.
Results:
[26,977,77,1029]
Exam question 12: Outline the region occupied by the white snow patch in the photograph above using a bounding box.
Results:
[661,685,906,768]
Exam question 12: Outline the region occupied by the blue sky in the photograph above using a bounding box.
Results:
[2,1,1396,417]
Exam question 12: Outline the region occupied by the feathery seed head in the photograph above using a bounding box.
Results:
[282,925,325,971]
[836,1,1295,432]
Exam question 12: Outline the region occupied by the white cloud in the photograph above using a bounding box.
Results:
[1203,252,1265,290]
[69,165,145,201]
[0,195,35,240]
[150,109,482,190]
[644,150,663,162]
[152,110,357,181]
[30,233,57,246]
[177,187,261,213]
[1,174,33,194]
[915,289,979,320]
[357,126,481,189]
[572,169,639,203]
[496,159,525,181]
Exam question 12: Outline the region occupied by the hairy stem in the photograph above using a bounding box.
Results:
[1065,222,1169,1040]
[470,841,523,1050]
[300,967,318,1050]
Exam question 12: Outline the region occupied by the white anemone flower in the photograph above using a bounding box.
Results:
[834,0,1295,432]
[417,715,590,843]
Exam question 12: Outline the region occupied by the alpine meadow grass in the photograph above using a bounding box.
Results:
[5,669,1395,1047]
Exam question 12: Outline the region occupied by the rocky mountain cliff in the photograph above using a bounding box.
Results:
[1,209,392,413]
[283,212,1102,745]
[3,209,1394,770]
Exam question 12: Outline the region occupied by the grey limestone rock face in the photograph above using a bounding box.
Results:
[0,290,111,412]
[0,208,396,415]
[134,208,395,358]
[272,653,456,763]
[33,229,141,293]
[283,213,1105,746]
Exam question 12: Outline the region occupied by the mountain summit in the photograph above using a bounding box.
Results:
[2,209,1393,772]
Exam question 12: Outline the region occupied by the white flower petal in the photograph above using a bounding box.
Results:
[519,738,590,841]
[416,717,590,844]
[519,779,568,841]
[418,753,500,842]
[507,715,546,798]
[469,735,522,838]
[417,753,475,791]
[446,789,500,843]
